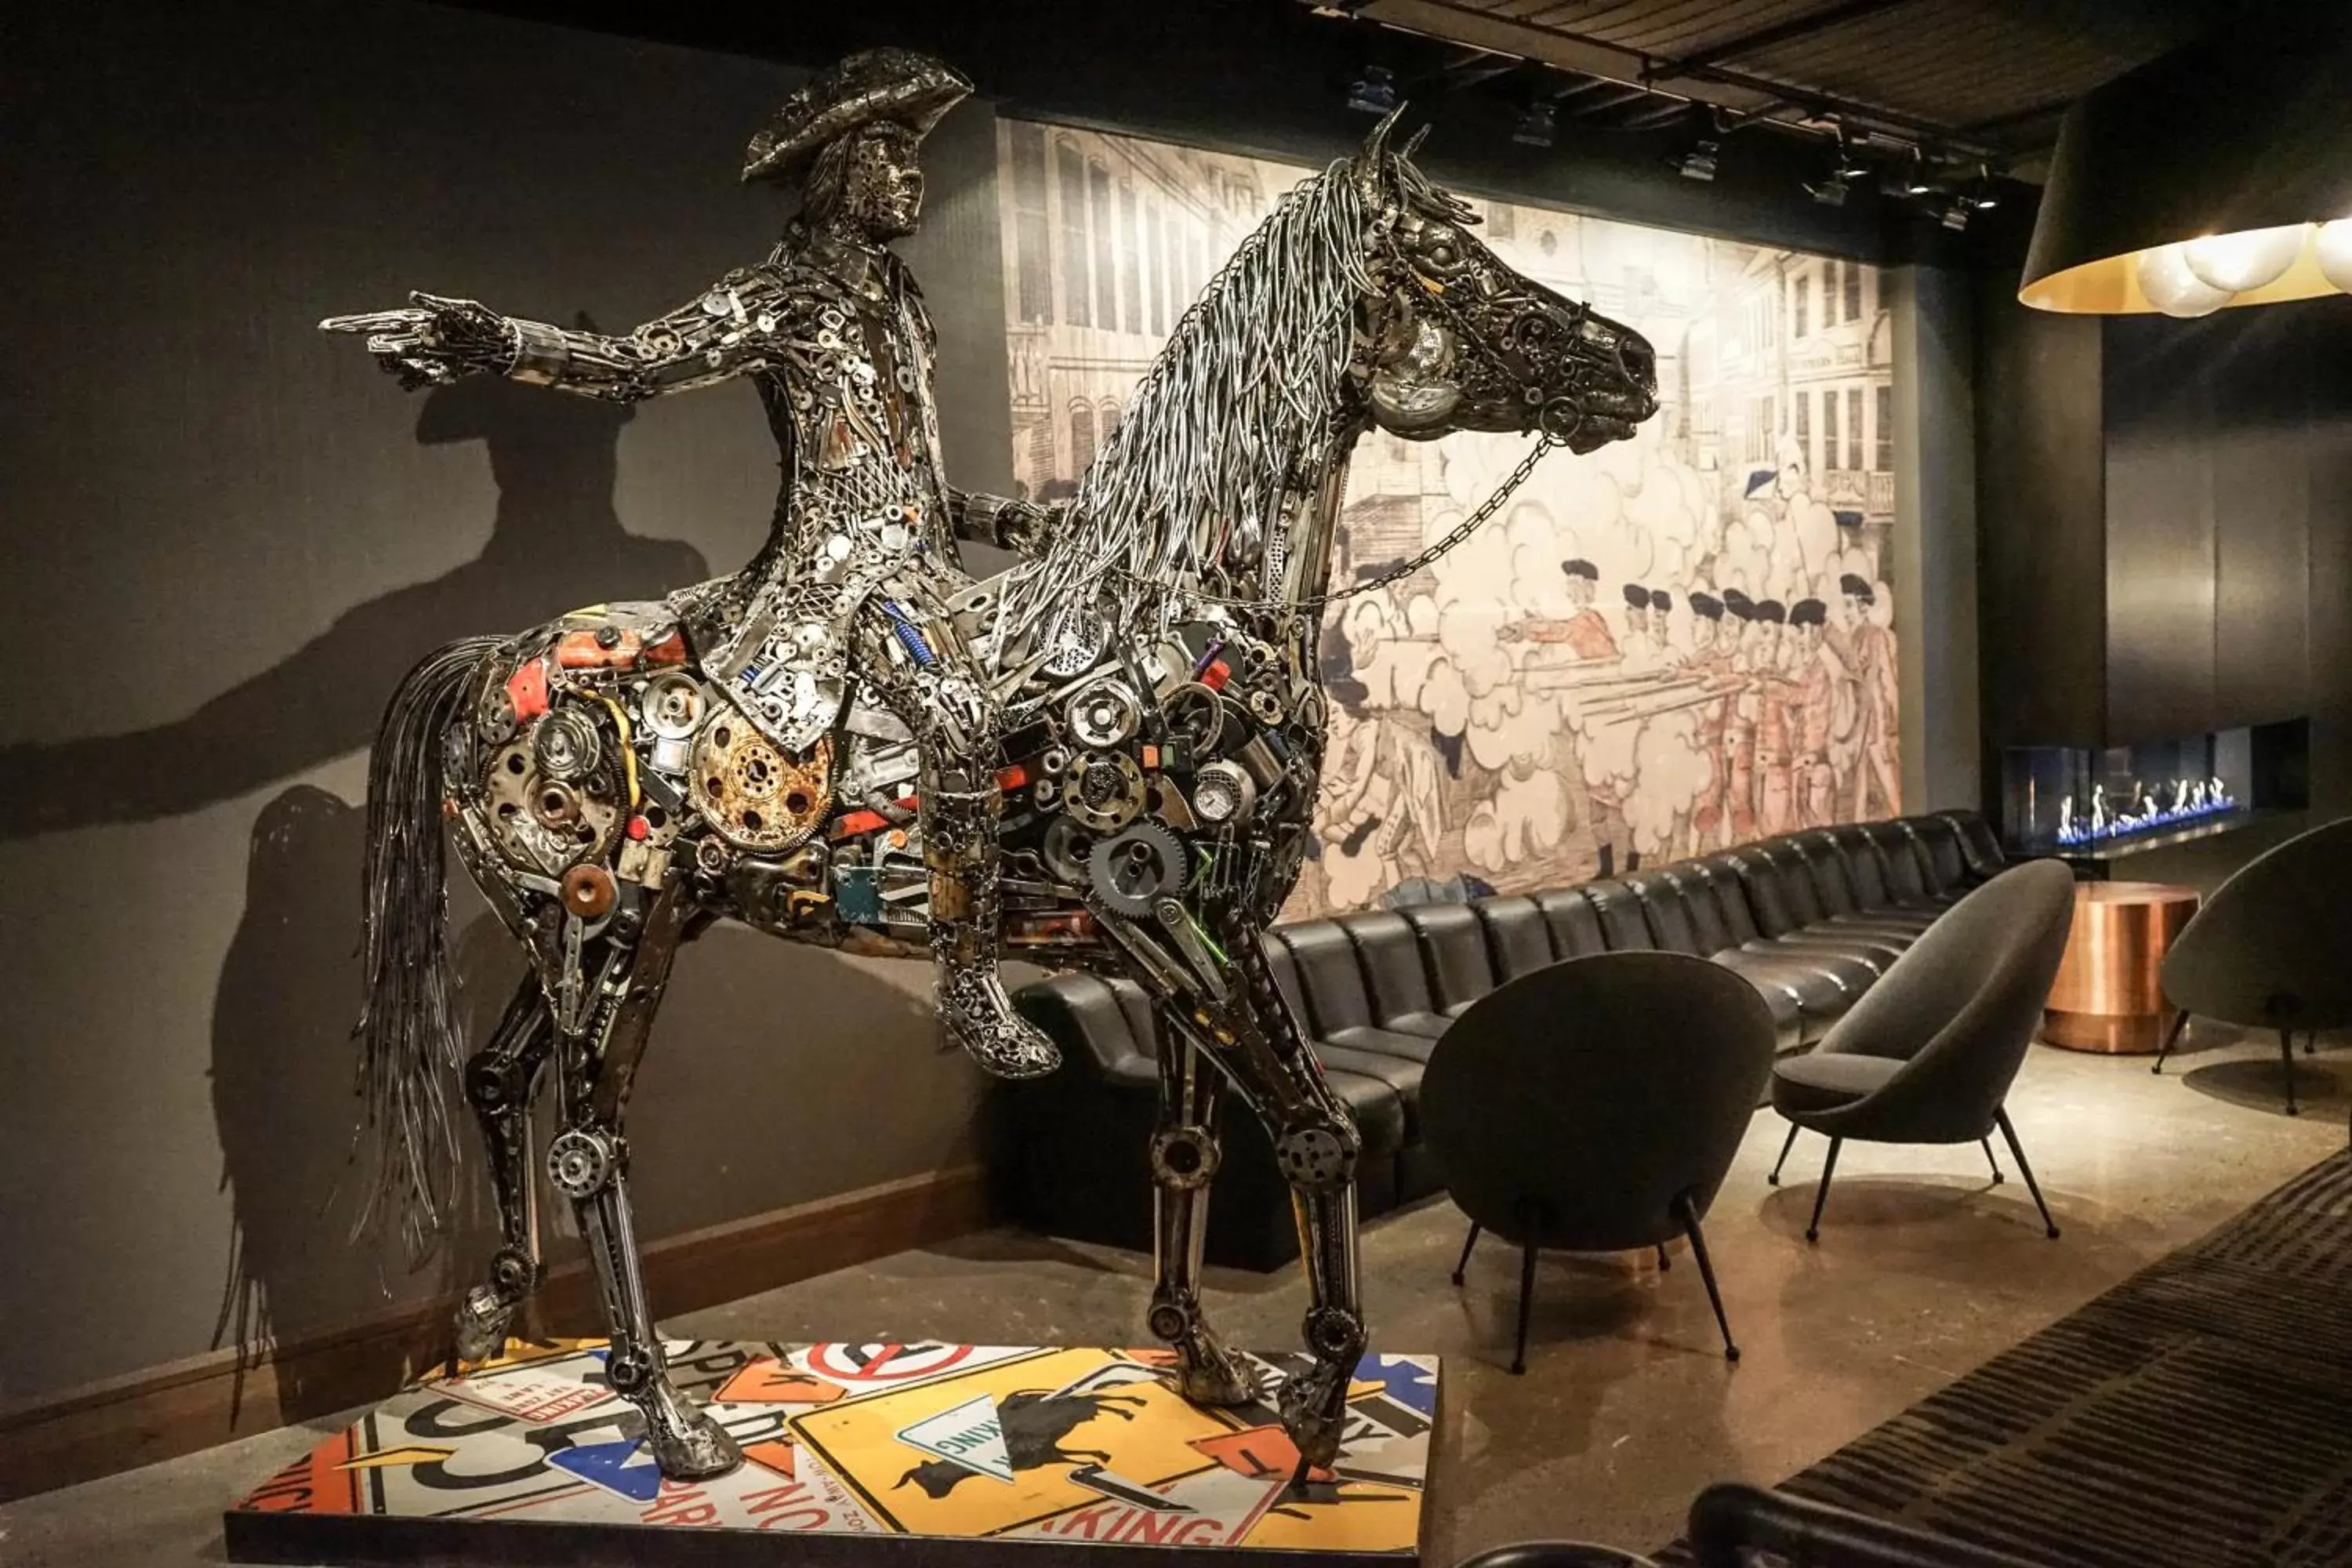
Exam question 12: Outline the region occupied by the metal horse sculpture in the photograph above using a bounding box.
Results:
[342,112,1656,1481]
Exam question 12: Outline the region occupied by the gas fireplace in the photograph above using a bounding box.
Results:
[1998,720,2307,856]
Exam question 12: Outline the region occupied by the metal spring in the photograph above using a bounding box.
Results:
[885,604,937,668]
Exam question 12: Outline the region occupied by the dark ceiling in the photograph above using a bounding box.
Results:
[1305,0,2262,170]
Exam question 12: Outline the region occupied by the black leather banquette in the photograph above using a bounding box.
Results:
[993,810,2009,1268]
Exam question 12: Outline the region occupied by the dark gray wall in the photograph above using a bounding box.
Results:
[2103,307,2343,748]
[1892,266,1982,811]
[1973,280,2352,818]
[1973,278,2109,762]
[0,0,1003,1402]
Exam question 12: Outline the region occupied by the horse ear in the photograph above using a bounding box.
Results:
[1400,124,1431,162]
[1354,102,1407,188]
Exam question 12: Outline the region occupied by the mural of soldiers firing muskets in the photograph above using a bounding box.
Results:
[995,121,1900,920]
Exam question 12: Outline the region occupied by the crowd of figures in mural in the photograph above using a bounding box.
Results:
[997,122,1902,917]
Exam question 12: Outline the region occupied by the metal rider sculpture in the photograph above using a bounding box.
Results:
[334,50,1059,1082]
[331,56,1657,1486]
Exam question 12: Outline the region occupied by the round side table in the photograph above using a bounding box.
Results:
[2042,880,2201,1052]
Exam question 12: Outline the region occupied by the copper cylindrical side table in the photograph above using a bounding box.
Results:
[2042,880,2201,1052]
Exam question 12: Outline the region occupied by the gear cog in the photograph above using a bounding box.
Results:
[1088,821,1189,918]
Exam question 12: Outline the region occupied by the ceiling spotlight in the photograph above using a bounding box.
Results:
[1513,100,1557,147]
[1940,201,1970,233]
[1827,122,1871,181]
[1807,130,1861,207]
[1672,139,1719,182]
[1347,64,1399,116]
[1885,148,1935,198]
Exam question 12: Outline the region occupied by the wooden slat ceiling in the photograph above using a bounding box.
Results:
[1316,0,2245,162]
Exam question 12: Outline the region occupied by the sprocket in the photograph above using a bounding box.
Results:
[1087,820,1189,918]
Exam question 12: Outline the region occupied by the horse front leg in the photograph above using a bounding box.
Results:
[1098,902,1364,1479]
[452,974,553,1361]
[1143,1025,1256,1406]
[550,873,739,1480]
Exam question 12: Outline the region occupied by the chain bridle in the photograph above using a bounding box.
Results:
[1133,217,1582,615]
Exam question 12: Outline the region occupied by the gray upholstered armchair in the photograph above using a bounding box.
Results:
[1423,952,1777,1373]
[1767,860,2077,1243]
[2153,815,2352,1116]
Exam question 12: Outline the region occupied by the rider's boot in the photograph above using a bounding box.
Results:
[924,780,1061,1080]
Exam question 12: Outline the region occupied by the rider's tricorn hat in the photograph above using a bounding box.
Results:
[742,49,973,184]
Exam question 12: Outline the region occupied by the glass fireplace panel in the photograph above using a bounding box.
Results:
[2002,729,2252,853]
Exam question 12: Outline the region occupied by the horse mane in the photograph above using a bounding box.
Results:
[1001,161,1374,638]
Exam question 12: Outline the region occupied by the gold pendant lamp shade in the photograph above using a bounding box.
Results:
[2020,14,2352,315]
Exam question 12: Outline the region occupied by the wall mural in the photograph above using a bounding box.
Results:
[996,120,1902,920]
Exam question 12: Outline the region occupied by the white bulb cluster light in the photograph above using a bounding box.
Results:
[2319,220,2352,292]
[2133,220,2352,317]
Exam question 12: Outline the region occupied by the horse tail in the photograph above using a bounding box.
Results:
[352,635,502,1260]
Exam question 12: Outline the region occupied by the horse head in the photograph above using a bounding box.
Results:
[1351,108,1657,454]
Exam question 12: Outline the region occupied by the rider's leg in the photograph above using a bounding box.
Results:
[852,604,1058,1080]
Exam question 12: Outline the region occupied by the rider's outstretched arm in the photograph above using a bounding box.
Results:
[500,267,790,402]
[325,267,793,403]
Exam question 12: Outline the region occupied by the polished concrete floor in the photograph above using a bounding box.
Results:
[5,1028,2345,1566]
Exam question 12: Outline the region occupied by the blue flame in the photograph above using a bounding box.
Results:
[2053,777,2238,847]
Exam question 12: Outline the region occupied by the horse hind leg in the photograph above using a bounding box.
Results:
[452,975,554,1361]
[1143,1026,1256,1406]
[549,873,739,1480]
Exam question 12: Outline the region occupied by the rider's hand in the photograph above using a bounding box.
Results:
[409,292,514,358]
[321,292,517,390]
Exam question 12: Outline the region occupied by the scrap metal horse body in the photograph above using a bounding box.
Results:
[354,118,1656,1480]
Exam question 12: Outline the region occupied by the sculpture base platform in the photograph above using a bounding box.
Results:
[223,1338,1439,1567]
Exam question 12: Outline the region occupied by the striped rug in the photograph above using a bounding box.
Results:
[1662,1149,2352,1566]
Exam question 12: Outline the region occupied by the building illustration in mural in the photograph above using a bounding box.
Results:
[996,120,1901,918]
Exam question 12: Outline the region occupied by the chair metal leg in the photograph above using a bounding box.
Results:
[1982,1135,2004,1184]
[1768,1121,1801,1186]
[1994,1109,2060,1239]
[1451,1221,1481,1287]
[1655,1242,1671,1272]
[1674,1193,1738,1363]
[1805,1137,1842,1243]
[2303,1030,2318,1056]
[2280,1029,2302,1116]
[2152,1010,2190,1075]
[1512,1241,1537,1376]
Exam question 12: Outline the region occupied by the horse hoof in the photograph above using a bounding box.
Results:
[452,1287,514,1363]
[1275,1367,1348,1471]
[643,1389,742,1479]
[1175,1350,1259,1408]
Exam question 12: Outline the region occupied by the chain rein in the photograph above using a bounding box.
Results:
[1294,430,1559,610]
